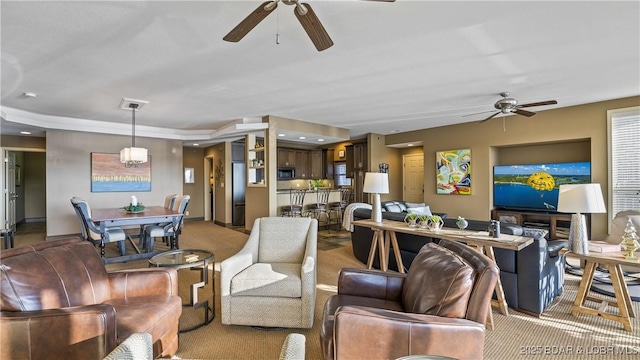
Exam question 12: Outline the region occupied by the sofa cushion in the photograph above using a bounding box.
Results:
[231,263,302,298]
[402,243,475,318]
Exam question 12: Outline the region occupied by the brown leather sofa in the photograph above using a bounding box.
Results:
[320,239,499,360]
[0,237,182,360]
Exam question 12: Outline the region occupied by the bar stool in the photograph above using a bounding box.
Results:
[306,188,331,228]
[282,189,306,217]
[328,188,353,232]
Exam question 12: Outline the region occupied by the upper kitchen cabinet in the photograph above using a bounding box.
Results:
[295,150,309,178]
[278,148,296,167]
[345,142,367,176]
[309,150,323,179]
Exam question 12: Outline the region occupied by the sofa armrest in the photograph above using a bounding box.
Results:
[337,268,406,301]
[1,304,117,360]
[333,306,485,360]
[108,267,178,299]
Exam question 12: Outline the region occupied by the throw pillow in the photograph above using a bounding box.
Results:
[407,206,432,216]
[523,227,549,239]
[406,202,426,209]
[384,201,407,213]
[401,243,475,319]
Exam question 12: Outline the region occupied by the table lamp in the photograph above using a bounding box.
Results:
[363,172,389,223]
[557,183,606,254]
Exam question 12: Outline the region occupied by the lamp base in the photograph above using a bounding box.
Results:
[371,193,382,223]
[569,213,589,255]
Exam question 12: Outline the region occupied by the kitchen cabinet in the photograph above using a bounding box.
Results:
[309,150,323,179]
[324,149,334,179]
[278,148,296,167]
[296,150,309,178]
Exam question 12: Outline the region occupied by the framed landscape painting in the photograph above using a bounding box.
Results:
[91,153,151,192]
[436,149,471,195]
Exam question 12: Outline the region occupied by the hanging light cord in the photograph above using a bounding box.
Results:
[130,103,139,147]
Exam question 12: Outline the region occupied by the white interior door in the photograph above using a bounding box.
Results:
[403,153,424,203]
[2,150,17,232]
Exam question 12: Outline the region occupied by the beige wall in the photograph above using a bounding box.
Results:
[183,146,205,219]
[386,96,640,240]
[24,152,46,219]
[46,130,183,237]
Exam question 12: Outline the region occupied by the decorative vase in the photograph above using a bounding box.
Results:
[404,214,418,228]
[619,219,640,260]
[456,216,468,232]
[428,216,444,232]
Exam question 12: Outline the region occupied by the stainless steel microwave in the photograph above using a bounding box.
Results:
[277,167,296,180]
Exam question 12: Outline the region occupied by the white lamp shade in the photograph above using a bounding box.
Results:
[557,183,606,214]
[363,172,389,194]
[120,147,148,164]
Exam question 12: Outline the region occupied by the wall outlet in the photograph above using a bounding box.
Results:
[185,210,190,216]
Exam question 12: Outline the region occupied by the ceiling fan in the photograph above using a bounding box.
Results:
[223,0,395,52]
[469,92,558,123]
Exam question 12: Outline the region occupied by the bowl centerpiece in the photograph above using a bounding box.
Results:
[123,203,145,213]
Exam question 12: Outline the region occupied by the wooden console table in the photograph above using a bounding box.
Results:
[351,219,534,319]
[561,249,638,331]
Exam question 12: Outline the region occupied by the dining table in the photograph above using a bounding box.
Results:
[91,205,184,264]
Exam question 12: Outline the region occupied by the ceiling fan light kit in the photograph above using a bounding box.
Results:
[475,91,558,123]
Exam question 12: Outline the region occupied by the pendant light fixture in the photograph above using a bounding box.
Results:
[120,98,148,167]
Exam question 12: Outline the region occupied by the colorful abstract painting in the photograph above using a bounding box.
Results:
[91,153,151,192]
[436,149,471,195]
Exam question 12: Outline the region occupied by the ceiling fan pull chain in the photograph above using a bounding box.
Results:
[276,3,280,44]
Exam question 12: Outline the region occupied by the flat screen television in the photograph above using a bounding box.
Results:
[493,161,591,212]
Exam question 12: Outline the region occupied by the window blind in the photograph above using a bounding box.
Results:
[610,109,640,217]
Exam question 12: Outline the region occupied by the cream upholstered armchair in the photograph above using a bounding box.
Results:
[220,217,318,329]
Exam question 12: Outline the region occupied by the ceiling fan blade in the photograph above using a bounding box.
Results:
[514,109,536,117]
[223,1,277,42]
[479,112,501,123]
[462,109,497,117]
[294,3,334,51]
[517,100,558,108]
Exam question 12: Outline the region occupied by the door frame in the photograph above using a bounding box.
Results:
[204,155,214,222]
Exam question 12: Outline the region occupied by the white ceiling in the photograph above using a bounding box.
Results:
[1,1,639,146]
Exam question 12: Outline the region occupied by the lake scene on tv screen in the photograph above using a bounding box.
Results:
[493,162,591,211]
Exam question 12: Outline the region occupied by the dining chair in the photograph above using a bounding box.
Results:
[70,197,127,257]
[138,194,177,249]
[281,189,306,217]
[142,195,190,251]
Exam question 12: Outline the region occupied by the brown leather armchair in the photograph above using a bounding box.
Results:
[1,237,182,360]
[320,239,499,360]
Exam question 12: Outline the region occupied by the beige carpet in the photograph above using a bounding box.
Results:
[12,221,640,359]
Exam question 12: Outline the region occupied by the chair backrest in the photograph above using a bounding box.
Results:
[164,194,178,209]
[70,197,88,240]
[1,238,110,311]
[164,195,190,231]
[316,188,330,205]
[290,189,306,207]
[339,188,353,206]
[256,217,317,263]
[422,239,500,324]
[70,197,101,241]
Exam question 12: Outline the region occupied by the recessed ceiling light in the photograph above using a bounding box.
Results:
[298,136,306,140]
[23,92,37,98]
[278,133,285,137]
[317,138,325,142]
[193,143,199,146]
[20,131,31,135]
[407,143,414,147]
